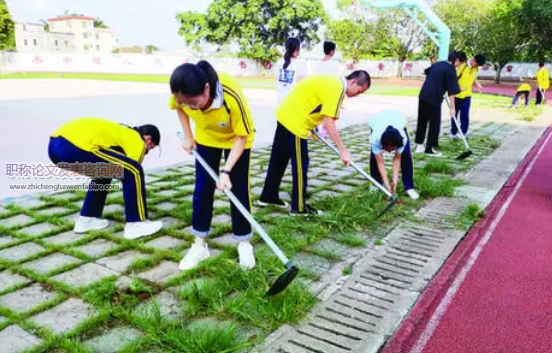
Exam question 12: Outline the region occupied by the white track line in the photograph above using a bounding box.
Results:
[409,130,552,353]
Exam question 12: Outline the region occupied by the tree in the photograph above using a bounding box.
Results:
[40,20,50,32]
[93,17,108,28]
[176,0,327,63]
[473,0,527,83]
[432,0,495,54]
[145,45,159,54]
[326,19,377,62]
[0,0,15,51]
[514,0,552,61]
[373,9,427,77]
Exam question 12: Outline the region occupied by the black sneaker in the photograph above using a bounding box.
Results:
[256,198,289,208]
[290,205,323,216]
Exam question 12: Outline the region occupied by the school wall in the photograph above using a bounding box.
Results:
[0,52,550,80]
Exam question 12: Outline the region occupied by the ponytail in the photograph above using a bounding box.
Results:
[283,37,301,70]
[196,60,219,99]
[170,60,219,99]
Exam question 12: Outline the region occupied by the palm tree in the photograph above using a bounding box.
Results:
[93,17,108,28]
[40,19,49,32]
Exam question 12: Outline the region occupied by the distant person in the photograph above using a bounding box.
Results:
[313,41,342,138]
[536,62,549,105]
[510,83,532,109]
[276,37,309,103]
[451,54,486,139]
[415,51,462,157]
[369,110,419,200]
[312,41,341,76]
[48,118,163,239]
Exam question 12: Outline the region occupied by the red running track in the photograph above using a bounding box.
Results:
[382,127,552,353]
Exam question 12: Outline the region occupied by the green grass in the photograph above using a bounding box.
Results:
[451,203,485,230]
[342,266,352,276]
[0,122,504,353]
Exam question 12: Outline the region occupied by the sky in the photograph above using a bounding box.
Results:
[6,0,338,50]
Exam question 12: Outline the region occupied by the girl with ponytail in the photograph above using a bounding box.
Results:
[276,37,309,103]
[169,60,256,271]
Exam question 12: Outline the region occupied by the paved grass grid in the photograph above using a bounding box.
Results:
[0,118,526,353]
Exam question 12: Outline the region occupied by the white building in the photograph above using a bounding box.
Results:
[15,22,75,52]
[15,16,117,54]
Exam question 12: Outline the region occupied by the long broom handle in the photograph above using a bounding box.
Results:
[177,133,291,266]
[312,129,395,199]
[192,150,291,266]
[444,96,470,150]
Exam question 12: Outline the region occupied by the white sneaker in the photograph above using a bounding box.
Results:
[415,144,425,154]
[74,216,109,233]
[179,241,210,270]
[406,189,420,200]
[238,241,255,270]
[425,149,443,157]
[449,133,458,140]
[123,220,163,240]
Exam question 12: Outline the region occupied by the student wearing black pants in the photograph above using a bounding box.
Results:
[415,51,462,156]
[169,60,256,271]
[369,110,419,200]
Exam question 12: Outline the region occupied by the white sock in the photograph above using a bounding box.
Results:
[194,237,206,246]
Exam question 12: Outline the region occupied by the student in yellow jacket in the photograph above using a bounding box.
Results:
[451,54,486,138]
[510,83,532,109]
[258,71,370,215]
[536,62,549,105]
[169,61,256,271]
[48,118,163,239]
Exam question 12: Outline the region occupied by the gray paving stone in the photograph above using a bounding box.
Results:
[145,236,186,250]
[51,192,77,200]
[42,231,87,246]
[17,223,59,237]
[156,217,180,227]
[0,325,42,353]
[18,198,46,209]
[210,234,238,247]
[76,239,118,257]
[51,263,119,288]
[0,242,45,262]
[295,253,331,277]
[332,184,356,193]
[22,253,81,275]
[96,251,149,273]
[157,189,180,198]
[136,261,179,285]
[133,291,183,320]
[106,192,123,201]
[103,204,124,214]
[30,298,97,335]
[314,190,341,199]
[0,235,16,247]
[177,184,195,193]
[154,202,177,211]
[0,214,34,229]
[84,327,143,353]
[0,271,30,292]
[0,283,58,313]
[36,207,71,217]
[213,199,229,208]
[308,179,330,188]
[309,239,353,259]
[212,214,231,224]
[62,212,80,224]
